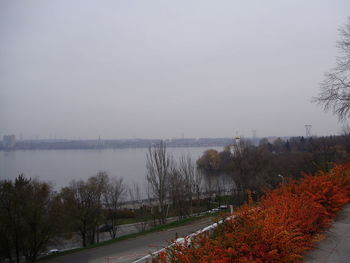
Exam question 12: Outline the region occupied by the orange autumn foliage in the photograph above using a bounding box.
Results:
[152,162,350,263]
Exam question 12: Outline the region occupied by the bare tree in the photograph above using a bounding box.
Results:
[128,182,143,206]
[169,165,187,218]
[179,155,193,213]
[145,141,172,224]
[204,173,215,208]
[315,17,350,120]
[129,182,149,231]
[178,155,204,215]
[103,175,126,239]
[60,172,107,247]
[193,168,203,213]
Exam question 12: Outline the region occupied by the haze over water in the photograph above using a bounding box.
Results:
[0,147,221,191]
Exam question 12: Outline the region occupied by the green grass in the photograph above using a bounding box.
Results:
[38,213,218,262]
[117,206,210,225]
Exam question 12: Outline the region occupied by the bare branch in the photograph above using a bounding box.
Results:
[315,17,350,120]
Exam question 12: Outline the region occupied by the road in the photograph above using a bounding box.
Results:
[304,204,350,263]
[43,217,213,263]
[49,217,181,251]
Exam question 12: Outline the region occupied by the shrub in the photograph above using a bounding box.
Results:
[152,162,350,263]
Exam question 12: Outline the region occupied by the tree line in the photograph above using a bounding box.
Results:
[197,134,350,202]
[0,172,127,263]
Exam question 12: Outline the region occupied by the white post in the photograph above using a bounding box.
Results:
[229,205,233,215]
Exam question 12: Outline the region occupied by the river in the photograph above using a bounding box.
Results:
[0,147,223,191]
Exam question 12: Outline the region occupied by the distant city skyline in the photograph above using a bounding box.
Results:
[0,128,334,141]
[1,0,349,139]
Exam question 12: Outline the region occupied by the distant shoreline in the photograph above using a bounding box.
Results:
[0,138,235,151]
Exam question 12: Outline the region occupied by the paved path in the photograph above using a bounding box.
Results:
[50,217,181,250]
[43,217,213,263]
[305,204,350,263]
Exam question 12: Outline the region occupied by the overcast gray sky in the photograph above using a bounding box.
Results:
[1,0,349,139]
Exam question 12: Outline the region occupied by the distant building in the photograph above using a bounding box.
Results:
[3,135,16,149]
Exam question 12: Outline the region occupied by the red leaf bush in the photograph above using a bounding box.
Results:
[152,163,350,263]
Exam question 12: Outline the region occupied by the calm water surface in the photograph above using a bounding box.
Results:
[0,147,222,190]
